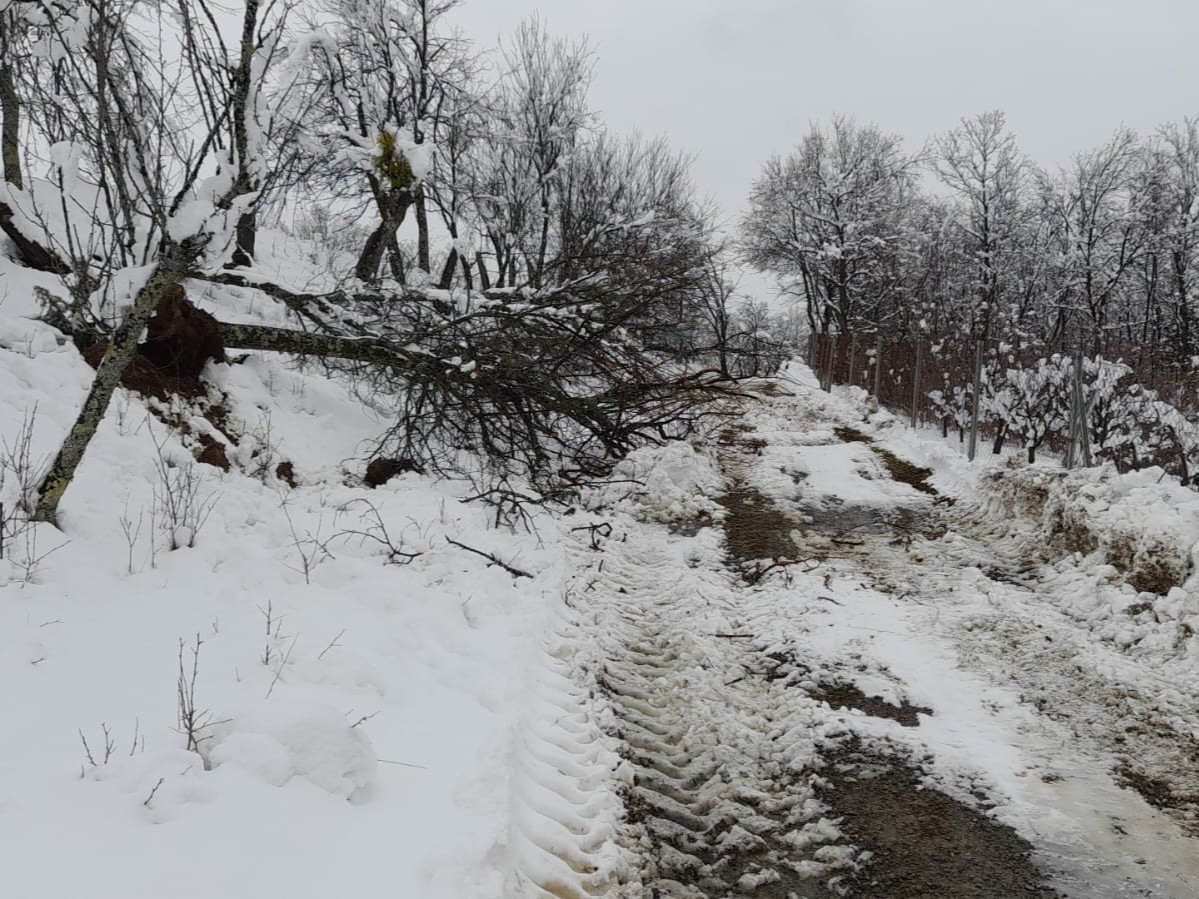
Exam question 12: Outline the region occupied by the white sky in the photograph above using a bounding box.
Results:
[453,1,1199,211]
[451,0,1199,300]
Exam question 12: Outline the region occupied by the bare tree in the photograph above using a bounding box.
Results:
[742,116,919,339]
[1040,127,1145,351]
[469,18,593,289]
[1155,119,1199,360]
[936,111,1031,341]
[25,0,302,523]
[303,0,472,283]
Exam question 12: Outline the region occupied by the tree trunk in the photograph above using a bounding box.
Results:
[437,247,458,290]
[355,195,411,282]
[458,252,474,291]
[474,252,490,290]
[0,19,66,274]
[0,27,21,190]
[992,422,1007,455]
[216,320,411,368]
[35,249,199,524]
[0,200,68,273]
[230,203,256,268]
[226,0,260,268]
[415,186,430,274]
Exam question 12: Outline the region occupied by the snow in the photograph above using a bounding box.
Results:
[5,228,1199,898]
[597,440,723,524]
[0,244,580,899]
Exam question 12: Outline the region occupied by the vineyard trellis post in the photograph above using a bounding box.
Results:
[910,337,923,427]
[967,339,984,461]
[1066,347,1094,469]
[872,333,883,399]
[848,333,858,388]
[821,333,834,392]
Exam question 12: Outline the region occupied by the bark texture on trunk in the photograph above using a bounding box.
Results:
[217,320,410,368]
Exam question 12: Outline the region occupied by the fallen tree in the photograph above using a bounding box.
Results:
[9,1,738,523]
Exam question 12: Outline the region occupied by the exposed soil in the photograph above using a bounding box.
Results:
[274,460,297,487]
[822,746,1061,898]
[810,681,932,727]
[364,456,423,487]
[81,287,224,402]
[834,426,873,444]
[82,342,208,401]
[194,433,231,471]
[717,482,798,563]
[870,444,938,496]
[139,285,224,380]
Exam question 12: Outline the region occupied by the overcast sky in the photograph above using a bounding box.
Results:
[452,1,1199,222]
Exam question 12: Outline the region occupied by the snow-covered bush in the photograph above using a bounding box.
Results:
[206,700,378,800]
[928,382,976,442]
[984,356,1071,462]
[593,442,722,525]
[926,349,1199,485]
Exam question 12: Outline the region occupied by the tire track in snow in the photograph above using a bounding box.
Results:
[566,517,856,897]
[507,599,628,898]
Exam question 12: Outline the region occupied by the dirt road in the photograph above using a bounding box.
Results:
[552,373,1199,898]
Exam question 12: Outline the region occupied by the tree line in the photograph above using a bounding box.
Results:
[743,110,1199,366]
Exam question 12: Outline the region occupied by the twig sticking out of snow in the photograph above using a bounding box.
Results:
[445,537,532,579]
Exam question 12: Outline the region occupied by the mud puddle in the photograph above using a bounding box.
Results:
[751,650,933,728]
[810,681,932,727]
[821,744,1062,898]
[799,499,945,541]
[833,425,939,496]
[717,482,799,563]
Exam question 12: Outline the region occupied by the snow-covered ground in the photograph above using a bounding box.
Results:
[0,248,584,898]
[534,363,1199,897]
[6,240,1199,897]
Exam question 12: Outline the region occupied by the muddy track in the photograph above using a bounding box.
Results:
[577,530,855,897]
[564,432,1060,897]
[772,420,1199,840]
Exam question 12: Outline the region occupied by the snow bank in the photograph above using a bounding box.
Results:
[593,441,722,525]
[982,460,1199,594]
